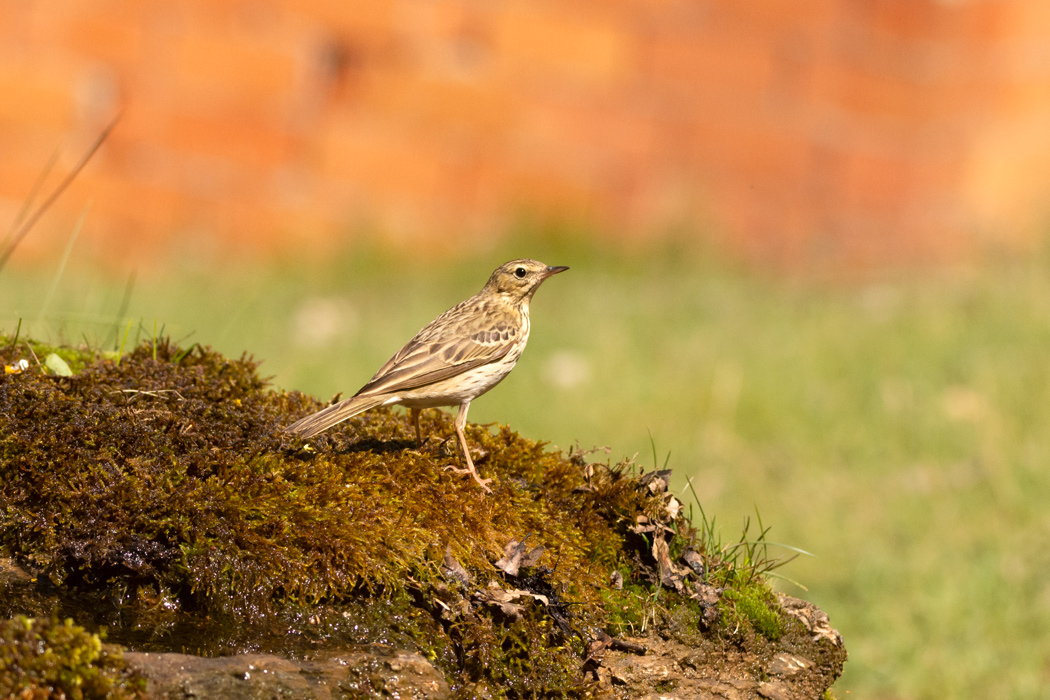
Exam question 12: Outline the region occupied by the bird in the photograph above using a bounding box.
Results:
[286,259,568,493]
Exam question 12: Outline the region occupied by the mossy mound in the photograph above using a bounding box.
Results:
[0,337,845,697]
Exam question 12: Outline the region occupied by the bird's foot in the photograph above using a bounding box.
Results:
[443,464,493,493]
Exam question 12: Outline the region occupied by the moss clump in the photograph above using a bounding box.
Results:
[0,335,813,695]
[601,584,651,633]
[722,583,783,641]
[0,338,669,620]
[0,616,147,699]
[446,600,586,699]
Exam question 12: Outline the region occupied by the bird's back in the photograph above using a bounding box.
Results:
[354,292,528,399]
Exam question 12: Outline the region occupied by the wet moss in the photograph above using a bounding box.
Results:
[0,335,813,695]
[0,615,147,699]
[451,601,586,699]
[601,584,650,633]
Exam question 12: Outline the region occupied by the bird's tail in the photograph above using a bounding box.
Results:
[286,394,388,438]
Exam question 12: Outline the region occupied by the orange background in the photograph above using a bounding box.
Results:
[2,0,1050,268]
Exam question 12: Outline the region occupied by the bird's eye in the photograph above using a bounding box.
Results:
[514,267,527,279]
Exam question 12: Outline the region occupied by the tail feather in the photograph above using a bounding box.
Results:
[286,395,389,438]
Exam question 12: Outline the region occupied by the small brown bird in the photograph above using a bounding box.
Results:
[287,259,568,492]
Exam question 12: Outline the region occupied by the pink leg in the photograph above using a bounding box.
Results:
[444,402,492,493]
[410,407,423,445]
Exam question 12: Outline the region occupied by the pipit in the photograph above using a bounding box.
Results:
[287,259,568,493]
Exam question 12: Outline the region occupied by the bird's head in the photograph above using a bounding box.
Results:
[484,259,568,303]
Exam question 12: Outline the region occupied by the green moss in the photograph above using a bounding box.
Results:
[2,337,98,375]
[0,616,147,699]
[0,335,803,695]
[661,596,708,647]
[457,602,586,699]
[722,583,783,641]
[601,585,650,634]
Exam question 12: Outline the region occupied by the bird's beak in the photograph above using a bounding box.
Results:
[542,265,569,278]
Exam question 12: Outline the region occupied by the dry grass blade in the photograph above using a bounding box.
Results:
[1,146,60,247]
[4,319,21,365]
[0,113,121,274]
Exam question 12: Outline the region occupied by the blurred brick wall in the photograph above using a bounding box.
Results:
[1,0,1049,268]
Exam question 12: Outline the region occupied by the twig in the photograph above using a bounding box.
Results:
[107,389,185,400]
[1,146,61,247]
[609,638,647,654]
[0,112,121,274]
[24,342,42,369]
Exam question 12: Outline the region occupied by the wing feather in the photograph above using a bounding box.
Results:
[354,297,521,398]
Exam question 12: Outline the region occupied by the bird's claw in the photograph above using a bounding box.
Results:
[443,464,493,493]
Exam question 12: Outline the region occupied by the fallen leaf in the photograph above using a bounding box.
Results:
[474,585,549,619]
[495,539,528,576]
[519,545,545,568]
[442,545,471,586]
[652,536,685,592]
[665,495,682,519]
[680,548,705,578]
[44,353,72,377]
[494,537,544,576]
[639,469,673,494]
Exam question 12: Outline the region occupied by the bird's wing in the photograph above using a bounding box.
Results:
[355,298,521,397]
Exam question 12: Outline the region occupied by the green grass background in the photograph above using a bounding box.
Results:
[3,237,1049,699]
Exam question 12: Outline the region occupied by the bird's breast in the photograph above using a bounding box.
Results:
[396,356,517,407]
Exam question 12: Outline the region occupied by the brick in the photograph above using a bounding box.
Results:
[1,0,1049,267]
[63,7,147,64]
[168,32,297,104]
[646,33,777,96]
[493,4,633,86]
[294,0,395,36]
[0,65,76,128]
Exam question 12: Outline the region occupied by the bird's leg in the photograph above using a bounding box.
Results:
[410,407,423,446]
[443,402,492,493]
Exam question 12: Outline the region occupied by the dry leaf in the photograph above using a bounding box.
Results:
[442,545,471,586]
